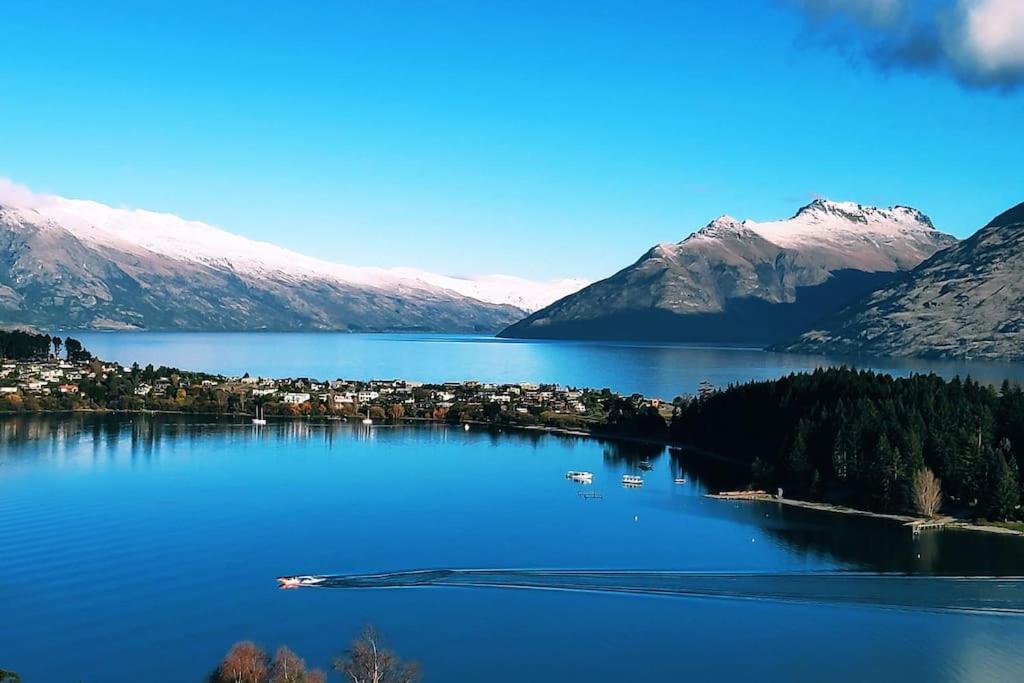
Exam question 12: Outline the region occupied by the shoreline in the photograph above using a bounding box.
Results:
[5,406,1023,539]
[706,491,1024,538]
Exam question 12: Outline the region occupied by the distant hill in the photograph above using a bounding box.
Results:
[782,201,1024,360]
[499,200,956,344]
[0,182,585,332]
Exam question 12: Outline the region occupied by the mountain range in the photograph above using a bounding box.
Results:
[0,182,586,332]
[499,200,957,344]
[782,202,1024,360]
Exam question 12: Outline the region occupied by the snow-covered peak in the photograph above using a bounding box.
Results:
[668,199,954,273]
[685,215,747,241]
[748,199,939,250]
[0,179,586,312]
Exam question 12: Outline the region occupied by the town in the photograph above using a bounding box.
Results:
[0,337,676,437]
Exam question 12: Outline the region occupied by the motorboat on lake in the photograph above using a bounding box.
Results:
[622,474,643,487]
[638,460,653,471]
[566,470,593,483]
[277,575,324,589]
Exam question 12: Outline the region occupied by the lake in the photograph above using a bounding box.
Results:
[3,414,1024,682]
[69,332,1024,398]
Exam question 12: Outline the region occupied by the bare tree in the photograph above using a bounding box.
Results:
[219,641,269,683]
[270,646,305,683]
[913,467,943,518]
[333,626,421,683]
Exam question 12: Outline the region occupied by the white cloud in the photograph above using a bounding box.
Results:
[0,178,59,210]
[794,0,1024,88]
[948,0,1024,83]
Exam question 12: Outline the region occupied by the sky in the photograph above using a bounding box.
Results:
[1,0,1021,281]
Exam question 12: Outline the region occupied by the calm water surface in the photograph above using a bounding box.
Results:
[2,415,1024,682]
[70,332,1024,397]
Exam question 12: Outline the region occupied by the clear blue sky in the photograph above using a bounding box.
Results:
[1,0,1020,280]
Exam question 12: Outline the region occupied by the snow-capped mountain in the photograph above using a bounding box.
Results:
[783,200,1024,360]
[0,180,586,331]
[499,200,957,343]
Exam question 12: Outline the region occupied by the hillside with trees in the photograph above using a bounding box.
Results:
[670,368,1023,521]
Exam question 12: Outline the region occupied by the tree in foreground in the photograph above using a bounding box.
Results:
[270,646,326,683]
[0,669,21,683]
[213,642,325,683]
[333,625,421,683]
[218,641,269,683]
[912,467,943,518]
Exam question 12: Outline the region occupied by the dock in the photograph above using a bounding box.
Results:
[907,517,952,534]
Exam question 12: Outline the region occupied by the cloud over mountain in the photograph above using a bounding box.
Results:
[794,0,1024,89]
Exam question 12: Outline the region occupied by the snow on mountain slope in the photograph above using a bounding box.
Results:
[684,199,950,272]
[500,199,957,343]
[0,179,582,312]
[390,270,588,312]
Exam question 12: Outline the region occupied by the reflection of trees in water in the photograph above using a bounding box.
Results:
[5,414,1024,577]
[713,493,1024,576]
[669,445,1024,576]
[601,439,664,466]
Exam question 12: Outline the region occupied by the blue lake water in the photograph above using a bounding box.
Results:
[69,332,1024,398]
[3,415,1024,682]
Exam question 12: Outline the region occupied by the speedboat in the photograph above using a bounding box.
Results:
[622,474,643,487]
[565,470,593,483]
[674,477,686,484]
[638,460,653,471]
[277,575,324,589]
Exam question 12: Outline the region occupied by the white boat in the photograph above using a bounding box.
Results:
[622,474,644,487]
[565,470,593,483]
[674,477,686,485]
[276,575,324,589]
[361,408,373,426]
[252,405,266,425]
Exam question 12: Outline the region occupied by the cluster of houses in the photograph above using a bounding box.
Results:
[0,356,667,420]
[238,376,619,418]
[0,358,90,397]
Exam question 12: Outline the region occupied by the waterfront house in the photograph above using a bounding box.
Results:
[282,392,311,405]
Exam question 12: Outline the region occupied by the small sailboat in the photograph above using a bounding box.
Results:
[361,408,373,426]
[638,459,653,471]
[674,477,686,485]
[252,404,267,425]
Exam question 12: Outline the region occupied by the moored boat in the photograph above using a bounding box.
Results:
[622,474,643,487]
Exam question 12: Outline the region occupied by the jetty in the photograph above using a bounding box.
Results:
[907,517,952,534]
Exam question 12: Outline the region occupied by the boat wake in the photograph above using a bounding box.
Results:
[280,569,1024,615]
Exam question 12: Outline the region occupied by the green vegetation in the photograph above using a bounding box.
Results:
[670,368,1024,521]
[0,329,87,360]
[0,669,21,683]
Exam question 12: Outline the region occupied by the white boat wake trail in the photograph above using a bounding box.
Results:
[285,569,1024,615]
